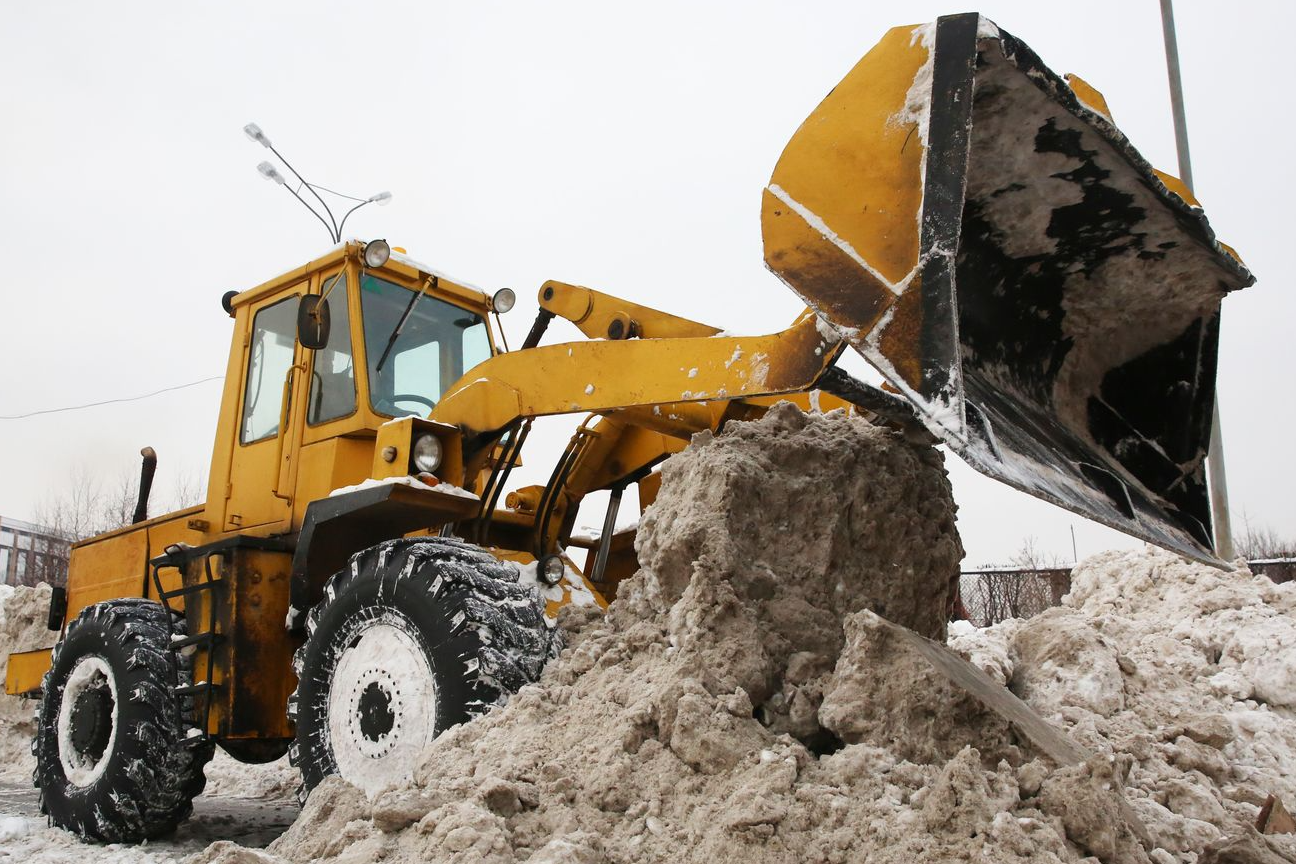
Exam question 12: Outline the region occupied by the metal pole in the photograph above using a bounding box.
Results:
[1159,0,1235,560]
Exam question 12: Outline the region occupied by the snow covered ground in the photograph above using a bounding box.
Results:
[0,776,296,864]
[2,544,1294,862]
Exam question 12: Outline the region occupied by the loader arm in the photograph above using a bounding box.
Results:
[430,308,837,436]
[538,280,721,340]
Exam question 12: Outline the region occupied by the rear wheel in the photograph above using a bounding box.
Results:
[34,599,211,842]
[288,538,561,799]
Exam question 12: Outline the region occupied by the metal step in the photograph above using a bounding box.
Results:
[169,632,223,651]
[160,580,224,602]
[173,683,219,698]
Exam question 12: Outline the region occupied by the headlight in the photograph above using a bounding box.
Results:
[412,434,443,474]
[491,288,516,314]
[537,554,566,587]
[363,239,391,268]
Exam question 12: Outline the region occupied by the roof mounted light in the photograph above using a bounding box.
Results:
[244,123,271,148]
[257,161,286,185]
[363,239,391,269]
[246,122,392,246]
[492,288,516,314]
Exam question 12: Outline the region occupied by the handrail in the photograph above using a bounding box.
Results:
[271,363,307,502]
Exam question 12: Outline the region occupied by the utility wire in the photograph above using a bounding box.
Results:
[307,182,369,203]
[0,376,222,421]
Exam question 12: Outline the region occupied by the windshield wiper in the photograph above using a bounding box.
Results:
[375,275,437,373]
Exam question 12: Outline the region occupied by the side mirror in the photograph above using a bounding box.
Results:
[298,295,331,350]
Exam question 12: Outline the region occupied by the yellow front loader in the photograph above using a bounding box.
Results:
[6,14,1250,842]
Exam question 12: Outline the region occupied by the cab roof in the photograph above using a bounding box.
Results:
[228,240,494,313]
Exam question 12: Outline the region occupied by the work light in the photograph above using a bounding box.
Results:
[492,288,516,314]
[364,239,391,269]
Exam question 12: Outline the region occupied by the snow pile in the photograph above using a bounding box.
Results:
[951,549,1296,860]
[186,404,1295,863]
[4,405,1294,862]
[0,583,53,781]
[198,403,1231,864]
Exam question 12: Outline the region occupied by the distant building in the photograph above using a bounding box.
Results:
[0,516,70,587]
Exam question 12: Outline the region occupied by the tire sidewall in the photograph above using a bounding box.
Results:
[292,560,486,794]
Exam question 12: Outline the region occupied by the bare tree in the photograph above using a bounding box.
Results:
[163,467,207,513]
[101,469,138,532]
[22,527,71,587]
[1236,524,1296,561]
[33,465,137,543]
[19,458,211,588]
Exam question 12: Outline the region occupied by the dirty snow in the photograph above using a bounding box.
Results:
[0,582,50,781]
[952,548,1296,860]
[1,407,1293,862]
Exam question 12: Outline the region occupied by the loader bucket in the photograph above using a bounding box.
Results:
[763,13,1254,564]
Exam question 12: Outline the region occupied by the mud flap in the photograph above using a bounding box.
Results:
[764,13,1253,564]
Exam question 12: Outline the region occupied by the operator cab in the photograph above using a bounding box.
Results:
[238,241,497,436]
[216,240,501,532]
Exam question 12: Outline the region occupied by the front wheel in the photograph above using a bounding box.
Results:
[288,538,561,799]
[34,599,211,842]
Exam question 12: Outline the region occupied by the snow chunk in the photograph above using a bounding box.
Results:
[328,475,479,500]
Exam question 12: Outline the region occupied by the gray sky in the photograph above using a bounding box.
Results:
[1,1,1291,566]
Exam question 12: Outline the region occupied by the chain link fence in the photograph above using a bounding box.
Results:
[957,567,1072,627]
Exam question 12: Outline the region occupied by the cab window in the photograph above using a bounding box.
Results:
[360,273,491,417]
[307,272,357,425]
[241,296,299,444]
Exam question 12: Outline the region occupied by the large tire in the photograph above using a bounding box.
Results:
[289,538,561,799]
[34,599,212,842]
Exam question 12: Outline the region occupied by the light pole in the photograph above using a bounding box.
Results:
[1158,0,1235,560]
[245,123,392,244]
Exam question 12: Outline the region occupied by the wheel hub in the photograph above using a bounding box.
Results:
[69,686,113,760]
[357,681,396,742]
[327,618,438,797]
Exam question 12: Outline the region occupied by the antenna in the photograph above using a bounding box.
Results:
[245,122,393,243]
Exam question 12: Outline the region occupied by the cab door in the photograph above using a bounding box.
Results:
[224,288,307,531]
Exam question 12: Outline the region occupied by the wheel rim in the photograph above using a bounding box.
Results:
[327,619,437,796]
[56,655,118,788]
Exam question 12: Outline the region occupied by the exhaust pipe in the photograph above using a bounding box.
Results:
[133,447,157,524]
